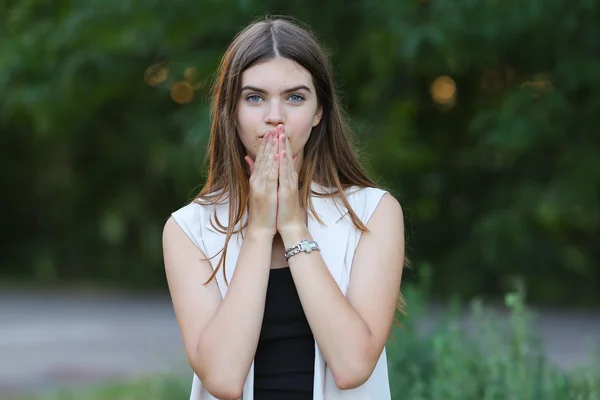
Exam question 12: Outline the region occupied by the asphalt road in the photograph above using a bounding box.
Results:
[1,287,599,398]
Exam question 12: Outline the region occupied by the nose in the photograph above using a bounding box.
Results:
[264,100,285,126]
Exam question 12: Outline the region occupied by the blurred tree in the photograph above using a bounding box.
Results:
[358,0,600,304]
[0,0,598,305]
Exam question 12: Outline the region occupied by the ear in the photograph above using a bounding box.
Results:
[312,105,323,127]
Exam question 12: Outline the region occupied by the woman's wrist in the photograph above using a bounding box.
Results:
[245,226,276,242]
[279,224,310,248]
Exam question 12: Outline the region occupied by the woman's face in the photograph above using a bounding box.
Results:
[236,57,322,167]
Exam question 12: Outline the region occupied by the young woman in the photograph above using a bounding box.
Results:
[163,16,405,400]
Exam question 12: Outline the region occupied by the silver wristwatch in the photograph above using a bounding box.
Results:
[284,238,320,261]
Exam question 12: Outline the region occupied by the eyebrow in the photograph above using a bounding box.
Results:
[240,85,312,95]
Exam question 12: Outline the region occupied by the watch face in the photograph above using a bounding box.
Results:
[303,240,317,252]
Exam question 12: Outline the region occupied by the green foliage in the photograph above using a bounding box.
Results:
[19,289,600,400]
[388,288,600,399]
[1,0,599,303]
[358,0,600,304]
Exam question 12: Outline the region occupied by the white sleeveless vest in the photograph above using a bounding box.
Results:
[171,182,392,400]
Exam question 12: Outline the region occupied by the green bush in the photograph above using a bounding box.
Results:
[388,287,600,399]
[21,288,600,400]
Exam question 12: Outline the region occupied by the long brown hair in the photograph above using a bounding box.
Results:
[194,16,406,319]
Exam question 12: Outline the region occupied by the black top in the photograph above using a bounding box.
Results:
[253,267,315,399]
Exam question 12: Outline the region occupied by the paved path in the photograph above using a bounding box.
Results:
[1,288,599,398]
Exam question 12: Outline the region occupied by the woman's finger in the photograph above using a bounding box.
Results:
[244,156,255,174]
[257,133,274,186]
[267,133,279,189]
[284,131,296,185]
[249,132,269,180]
[268,134,281,191]
[279,134,289,190]
[283,128,298,189]
[264,132,279,175]
[255,131,272,176]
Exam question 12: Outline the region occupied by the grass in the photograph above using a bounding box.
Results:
[16,375,189,400]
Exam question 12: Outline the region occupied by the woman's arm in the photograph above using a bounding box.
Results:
[163,217,272,399]
[280,193,405,390]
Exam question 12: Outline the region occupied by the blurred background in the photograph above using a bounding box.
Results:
[1,0,599,399]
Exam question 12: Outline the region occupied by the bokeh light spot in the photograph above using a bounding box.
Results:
[144,62,169,86]
[184,67,197,83]
[521,73,552,97]
[431,76,457,106]
[184,67,204,90]
[170,81,194,104]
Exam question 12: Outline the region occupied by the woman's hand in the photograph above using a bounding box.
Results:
[275,124,306,237]
[243,129,280,238]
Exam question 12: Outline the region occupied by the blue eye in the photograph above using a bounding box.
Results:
[288,94,305,103]
[246,94,262,103]
[245,93,305,103]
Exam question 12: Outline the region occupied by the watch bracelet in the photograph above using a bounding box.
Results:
[284,248,303,261]
[284,238,319,261]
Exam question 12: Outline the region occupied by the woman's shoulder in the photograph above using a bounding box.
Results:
[167,192,231,252]
[168,190,226,238]
[171,188,227,218]
[313,182,387,197]
[343,185,391,203]
[171,199,205,222]
[342,185,399,224]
